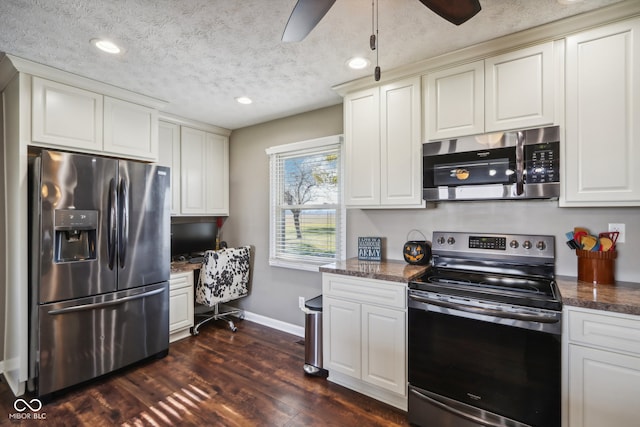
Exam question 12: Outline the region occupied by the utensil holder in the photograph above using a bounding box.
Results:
[576,249,617,285]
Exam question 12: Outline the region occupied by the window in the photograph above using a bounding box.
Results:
[266,135,345,271]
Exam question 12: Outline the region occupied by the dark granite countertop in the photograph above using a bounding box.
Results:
[170,261,201,274]
[320,259,640,316]
[556,276,640,316]
[319,258,429,283]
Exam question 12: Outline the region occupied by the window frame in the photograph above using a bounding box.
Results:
[266,135,345,272]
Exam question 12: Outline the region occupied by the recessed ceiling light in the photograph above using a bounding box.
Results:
[91,38,121,54]
[557,0,583,4]
[235,96,253,105]
[347,57,370,70]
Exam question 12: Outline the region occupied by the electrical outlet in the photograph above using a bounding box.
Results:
[608,223,626,243]
[298,296,305,309]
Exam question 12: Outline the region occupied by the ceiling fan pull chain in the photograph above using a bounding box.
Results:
[370,0,376,50]
[374,0,381,81]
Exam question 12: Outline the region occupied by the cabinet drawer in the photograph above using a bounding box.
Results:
[323,274,406,309]
[568,308,640,356]
[170,272,193,291]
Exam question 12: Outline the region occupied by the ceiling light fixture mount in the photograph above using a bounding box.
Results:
[347,57,370,70]
[91,38,121,54]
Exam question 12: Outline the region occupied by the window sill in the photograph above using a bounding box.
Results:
[269,258,332,273]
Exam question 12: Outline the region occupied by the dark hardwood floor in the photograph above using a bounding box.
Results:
[0,320,410,426]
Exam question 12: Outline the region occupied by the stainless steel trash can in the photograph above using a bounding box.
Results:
[303,295,328,377]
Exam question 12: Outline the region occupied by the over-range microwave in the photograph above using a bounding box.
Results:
[423,126,560,201]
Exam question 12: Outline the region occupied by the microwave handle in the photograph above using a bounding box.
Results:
[515,131,524,196]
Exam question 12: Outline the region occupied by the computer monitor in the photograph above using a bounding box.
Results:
[170,221,217,258]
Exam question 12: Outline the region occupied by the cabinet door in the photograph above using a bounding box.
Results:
[169,272,194,341]
[567,344,640,427]
[380,77,423,206]
[204,132,229,215]
[425,61,484,140]
[323,296,362,378]
[562,18,640,206]
[104,96,158,160]
[158,121,181,215]
[180,127,208,214]
[361,304,406,395]
[485,42,554,131]
[31,77,103,151]
[344,87,381,206]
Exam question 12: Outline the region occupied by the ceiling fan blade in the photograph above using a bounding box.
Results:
[418,0,481,26]
[282,0,336,42]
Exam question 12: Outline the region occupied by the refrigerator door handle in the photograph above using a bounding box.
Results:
[47,288,165,315]
[108,178,117,269]
[118,178,129,268]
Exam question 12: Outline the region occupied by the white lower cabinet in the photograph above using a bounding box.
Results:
[322,273,407,410]
[169,271,194,343]
[564,306,640,427]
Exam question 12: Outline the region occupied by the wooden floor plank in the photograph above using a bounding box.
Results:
[0,319,409,426]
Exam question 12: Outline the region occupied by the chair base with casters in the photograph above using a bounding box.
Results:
[192,246,251,334]
[191,303,245,334]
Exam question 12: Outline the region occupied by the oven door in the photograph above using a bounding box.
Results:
[408,291,561,427]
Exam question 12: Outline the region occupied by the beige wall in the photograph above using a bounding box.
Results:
[226,104,344,326]
[228,104,640,328]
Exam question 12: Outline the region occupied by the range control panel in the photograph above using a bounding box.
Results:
[432,231,555,260]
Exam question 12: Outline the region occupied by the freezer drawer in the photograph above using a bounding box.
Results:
[34,282,169,396]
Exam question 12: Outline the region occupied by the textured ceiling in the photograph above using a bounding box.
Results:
[0,0,624,130]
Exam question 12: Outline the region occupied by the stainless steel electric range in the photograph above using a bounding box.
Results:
[408,231,562,427]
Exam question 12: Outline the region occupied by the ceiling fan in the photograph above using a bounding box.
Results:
[282,0,482,43]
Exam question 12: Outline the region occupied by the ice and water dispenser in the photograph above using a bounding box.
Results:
[54,209,98,262]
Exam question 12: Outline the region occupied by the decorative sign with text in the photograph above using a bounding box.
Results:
[358,237,382,261]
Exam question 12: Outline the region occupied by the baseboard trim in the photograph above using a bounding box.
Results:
[239,310,305,338]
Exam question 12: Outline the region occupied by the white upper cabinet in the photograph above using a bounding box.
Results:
[424,42,555,140]
[158,121,181,215]
[485,42,555,131]
[344,76,423,208]
[204,132,229,215]
[425,61,484,140]
[380,78,423,206]
[31,76,160,161]
[562,17,640,206]
[344,87,381,206]
[178,125,230,216]
[103,96,158,160]
[32,76,103,151]
[180,127,209,215]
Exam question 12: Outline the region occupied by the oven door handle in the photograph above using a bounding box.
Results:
[409,293,560,324]
[410,388,512,427]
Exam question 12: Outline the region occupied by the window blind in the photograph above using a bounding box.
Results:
[267,136,344,270]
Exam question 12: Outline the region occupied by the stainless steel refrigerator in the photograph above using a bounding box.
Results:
[28,149,171,397]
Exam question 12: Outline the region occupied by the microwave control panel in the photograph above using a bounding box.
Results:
[525,141,559,184]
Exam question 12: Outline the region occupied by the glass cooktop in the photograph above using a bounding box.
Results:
[410,267,562,311]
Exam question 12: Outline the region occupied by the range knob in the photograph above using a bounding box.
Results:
[447,237,456,245]
[536,241,546,251]
[509,240,519,249]
[436,236,445,245]
[523,240,532,250]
